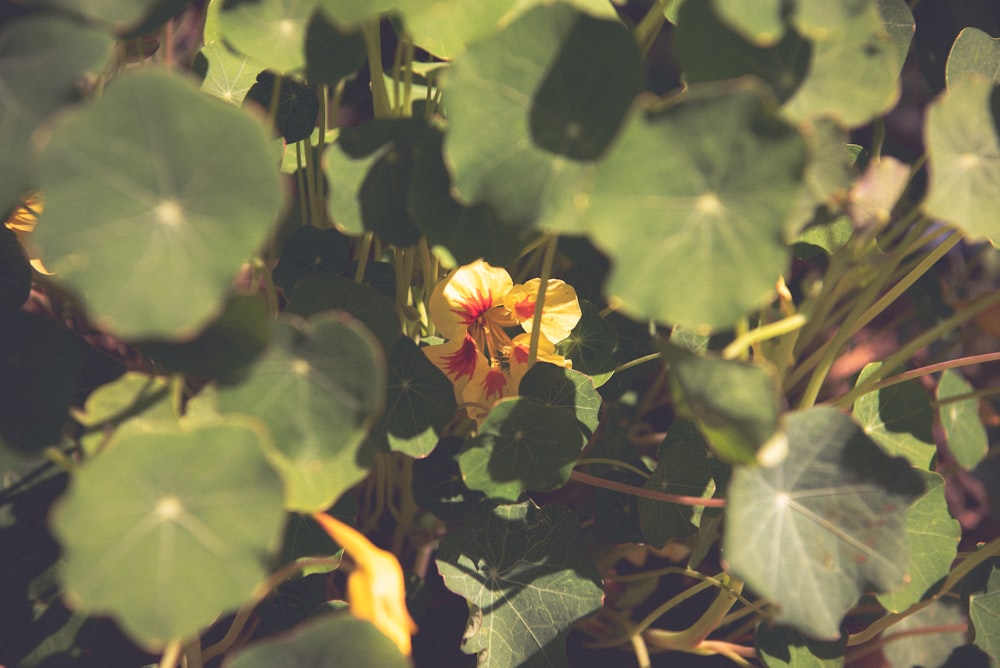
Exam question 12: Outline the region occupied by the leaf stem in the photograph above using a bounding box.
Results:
[576,457,651,479]
[614,352,663,374]
[722,314,807,360]
[363,21,393,118]
[570,470,725,507]
[527,234,559,367]
[635,0,669,58]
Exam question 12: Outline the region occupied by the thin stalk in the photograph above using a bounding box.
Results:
[614,352,663,374]
[631,634,652,668]
[295,142,308,226]
[363,21,393,118]
[932,384,1000,408]
[527,234,559,367]
[354,232,374,283]
[183,637,203,668]
[635,0,669,58]
[266,74,283,136]
[158,640,181,668]
[570,470,726,507]
[722,314,807,360]
[576,457,651,479]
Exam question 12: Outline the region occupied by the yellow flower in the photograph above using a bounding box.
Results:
[424,260,582,420]
[4,193,51,275]
[311,512,417,656]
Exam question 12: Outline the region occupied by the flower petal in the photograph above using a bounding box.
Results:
[312,513,417,656]
[508,332,570,385]
[462,362,515,421]
[429,260,513,340]
[424,334,485,391]
[504,278,581,343]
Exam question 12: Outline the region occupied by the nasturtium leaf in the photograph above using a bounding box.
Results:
[0,225,30,313]
[755,624,846,668]
[244,70,319,143]
[412,436,485,525]
[938,370,989,470]
[789,120,856,233]
[711,0,785,46]
[851,362,935,469]
[638,420,714,547]
[673,0,810,104]
[304,10,365,86]
[661,342,784,466]
[793,215,854,258]
[29,0,179,33]
[51,418,285,645]
[783,0,907,127]
[275,495,356,571]
[577,81,805,329]
[518,363,601,438]
[969,564,1000,660]
[925,76,1000,241]
[408,128,532,266]
[197,41,266,105]
[555,301,617,387]
[458,397,586,503]
[0,14,112,215]
[877,470,960,613]
[226,614,409,668]
[218,0,315,75]
[216,313,385,512]
[883,600,967,668]
[877,0,916,67]
[73,372,173,454]
[723,406,925,640]
[443,3,642,226]
[136,295,270,383]
[383,337,456,458]
[34,69,284,339]
[285,273,401,356]
[946,27,1000,86]
[436,501,604,667]
[272,224,352,290]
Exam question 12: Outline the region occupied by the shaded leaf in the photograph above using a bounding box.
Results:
[216,312,385,512]
[272,224,353,291]
[518,362,601,438]
[383,337,456,458]
[723,406,925,640]
[219,0,315,75]
[304,10,365,86]
[244,70,319,143]
[458,397,586,503]
[756,624,846,668]
[555,300,617,387]
[435,501,604,667]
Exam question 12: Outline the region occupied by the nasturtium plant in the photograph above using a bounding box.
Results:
[5,0,1000,666]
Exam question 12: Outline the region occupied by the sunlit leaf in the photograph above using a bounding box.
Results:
[436,501,604,667]
[723,406,925,640]
[197,41,266,105]
[711,0,785,45]
[555,301,617,387]
[756,625,846,668]
[218,0,316,75]
[938,370,989,470]
[34,69,285,339]
[73,372,173,454]
[946,27,1000,86]
[226,614,409,668]
[458,397,586,503]
[443,3,642,227]
[575,81,805,328]
[877,470,960,613]
[969,564,1000,661]
[883,600,967,668]
[216,312,385,512]
[30,0,183,33]
[51,418,286,645]
[851,362,936,469]
[518,362,602,438]
[924,76,1000,242]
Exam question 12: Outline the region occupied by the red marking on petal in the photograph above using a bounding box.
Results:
[481,368,509,400]
[452,290,494,325]
[514,296,535,322]
[511,342,530,365]
[441,335,480,381]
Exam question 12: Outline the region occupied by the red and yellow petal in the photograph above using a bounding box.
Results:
[462,361,515,421]
[503,278,581,344]
[423,334,485,390]
[429,260,514,340]
[508,332,571,386]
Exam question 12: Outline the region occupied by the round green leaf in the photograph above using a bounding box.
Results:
[243,70,319,143]
[304,11,365,86]
[723,406,926,640]
[51,418,285,645]
[458,397,586,503]
[883,600,967,668]
[435,501,604,667]
[383,337,456,458]
[555,300,618,387]
[938,369,989,470]
[577,82,805,328]
[226,614,409,668]
[272,224,353,290]
[877,470,960,613]
[443,3,642,226]
[851,362,936,469]
[924,76,1000,241]
[969,563,1000,660]
[30,0,179,33]
[197,41,266,105]
[0,14,112,215]
[712,0,785,45]
[946,27,1000,87]
[216,312,385,512]
[518,362,602,437]
[218,0,316,75]
[756,625,846,668]
[34,69,285,339]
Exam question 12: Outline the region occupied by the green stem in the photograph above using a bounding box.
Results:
[932,383,1000,408]
[576,457,651,479]
[158,640,182,668]
[722,314,807,360]
[614,352,663,374]
[635,0,669,58]
[570,470,725,507]
[527,234,559,367]
[354,232,374,283]
[266,74,283,135]
[363,21,393,118]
